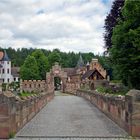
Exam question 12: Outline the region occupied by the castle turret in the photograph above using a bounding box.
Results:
[77,54,84,68]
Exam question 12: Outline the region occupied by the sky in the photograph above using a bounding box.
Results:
[0,0,113,54]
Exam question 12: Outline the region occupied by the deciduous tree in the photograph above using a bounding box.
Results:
[110,0,140,89]
[20,55,40,80]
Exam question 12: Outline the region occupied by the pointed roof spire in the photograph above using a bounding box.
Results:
[77,54,84,68]
[2,50,10,61]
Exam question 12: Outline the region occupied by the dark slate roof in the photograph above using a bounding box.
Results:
[77,54,84,68]
[1,50,10,61]
[82,69,104,79]
[63,68,77,76]
[11,67,20,77]
[0,64,3,68]
[82,70,95,79]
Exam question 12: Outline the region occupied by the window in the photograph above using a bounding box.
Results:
[14,78,16,81]
[7,61,9,64]
[7,69,9,74]
[7,78,10,83]
[3,79,4,83]
[2,69,4,74]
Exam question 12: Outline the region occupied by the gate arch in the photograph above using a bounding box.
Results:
[46,62,68,93]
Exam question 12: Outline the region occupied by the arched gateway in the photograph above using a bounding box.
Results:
[46,62,68,93]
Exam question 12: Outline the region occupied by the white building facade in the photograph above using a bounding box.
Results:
[0,50,19,83]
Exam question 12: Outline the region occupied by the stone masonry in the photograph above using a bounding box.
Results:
[0,91,54,139]
[76,89,140,137]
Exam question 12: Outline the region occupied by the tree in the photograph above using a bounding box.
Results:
[104,0,124,50]
[32,50,49,79]
[110,0,140,89]
[48,49,61,67]
[20,55,40,80]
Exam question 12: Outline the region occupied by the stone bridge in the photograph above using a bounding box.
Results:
[0,63,140,139]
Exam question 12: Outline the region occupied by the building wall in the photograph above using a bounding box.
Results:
[90,59,106,78]
[0,61,13,83]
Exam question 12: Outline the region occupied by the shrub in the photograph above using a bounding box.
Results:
[96,85,129,95]
[9,131,15,138]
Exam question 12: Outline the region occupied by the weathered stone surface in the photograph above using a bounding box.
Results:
[76,89,140,137]
[16,92,128,138]
[0,92,54,138]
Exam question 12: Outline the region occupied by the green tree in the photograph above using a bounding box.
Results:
[32,50,49,79]
[110,0,140,89]
[20,55,40,80]
[48,49,61,67]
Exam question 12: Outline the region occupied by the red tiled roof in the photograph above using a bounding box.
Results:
[0,51,4,60]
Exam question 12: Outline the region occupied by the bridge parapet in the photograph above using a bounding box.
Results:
[76,89,140,137]
[0,91,54,139]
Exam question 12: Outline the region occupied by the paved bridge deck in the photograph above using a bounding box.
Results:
[16,91,128,139]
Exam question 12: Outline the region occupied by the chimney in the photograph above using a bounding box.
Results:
[86,62,90,71]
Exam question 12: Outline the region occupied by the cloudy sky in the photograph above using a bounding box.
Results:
[0,0,113,54]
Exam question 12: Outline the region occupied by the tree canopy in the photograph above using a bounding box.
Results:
[32,50,49,79]
[20,55,40,80]
[110,0,140,89]
[104,0,124,50]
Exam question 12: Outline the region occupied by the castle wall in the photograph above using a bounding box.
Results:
[20,80,47,93]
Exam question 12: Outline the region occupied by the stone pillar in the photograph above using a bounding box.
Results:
[125,89,140,136]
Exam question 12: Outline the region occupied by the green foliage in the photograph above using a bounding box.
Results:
[48,49,61,67]
[2,83,7,91]
[96,85,128,95]
[9,82,20,91]
[19,91,37,97]
[20,55,40,80]
[54,77,61,90]
[110,0,140,89]
[32,49,49,79]
[9,131,15,138]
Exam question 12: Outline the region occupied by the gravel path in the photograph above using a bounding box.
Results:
[16,92,128,139]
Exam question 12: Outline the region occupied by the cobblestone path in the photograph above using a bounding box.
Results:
[16,91,129,140]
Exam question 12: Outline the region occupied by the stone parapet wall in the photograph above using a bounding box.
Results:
[0,91,54,138]
[65,82,80,95]
[76,89,140,137]
[20,80,47,93]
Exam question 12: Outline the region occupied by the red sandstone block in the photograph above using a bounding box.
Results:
[132,125,140,137]
[0,105,8,115]
[0,127,9,139]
